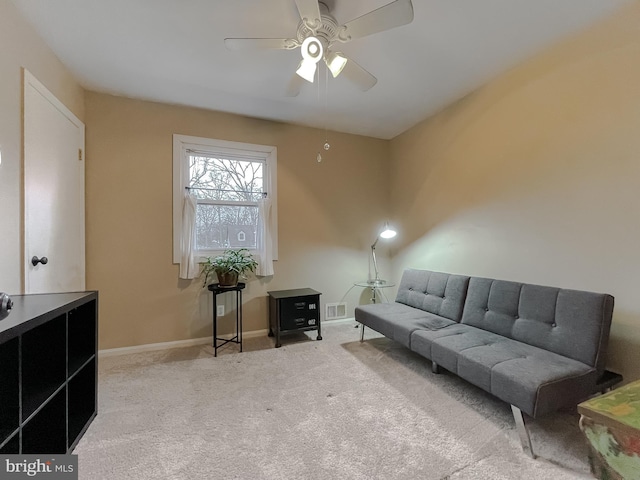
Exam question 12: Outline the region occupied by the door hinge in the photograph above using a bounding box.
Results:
[78,148,83,161]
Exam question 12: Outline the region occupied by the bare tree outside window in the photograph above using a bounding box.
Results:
[189,154,264,250]
[172,135,277,265]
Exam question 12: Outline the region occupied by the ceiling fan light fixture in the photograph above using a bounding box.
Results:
[225,0,415,93]
[296,59,317,83]
[300,36,323,63]
[325,51,347,78]
[297,36,323,83]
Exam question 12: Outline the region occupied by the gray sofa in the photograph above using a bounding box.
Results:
[355,269,622,458]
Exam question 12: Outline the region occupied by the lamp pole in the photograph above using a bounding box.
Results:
[371,237,382,284]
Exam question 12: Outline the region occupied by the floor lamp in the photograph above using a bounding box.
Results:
[359,222,397,339]
[370,222,397,285]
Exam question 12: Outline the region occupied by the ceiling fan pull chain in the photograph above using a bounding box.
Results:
[324,65,330,152]
[316,64,322,163]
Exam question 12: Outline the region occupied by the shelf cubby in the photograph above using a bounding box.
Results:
[22,389,67,454]
[0,431,20,454]
[68,358,97,448]
[68,299,97,375]
[0,337,19,444]
[22,314,66,421]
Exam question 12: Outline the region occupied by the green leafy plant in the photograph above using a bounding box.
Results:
[201,248,258,287]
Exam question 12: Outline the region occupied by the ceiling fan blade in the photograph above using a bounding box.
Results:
[340,0,414,42]
[285,74,305,97]
[340,57,378,92]
[294,0,322,29]
[224,38,298,51]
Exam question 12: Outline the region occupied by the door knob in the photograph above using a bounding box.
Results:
[31,256,48,266]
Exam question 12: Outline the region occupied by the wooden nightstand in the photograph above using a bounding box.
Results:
[268,288,322,348]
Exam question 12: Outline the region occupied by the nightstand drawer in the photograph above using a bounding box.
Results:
[279,296,319,330]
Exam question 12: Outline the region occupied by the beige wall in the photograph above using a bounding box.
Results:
[0,0,85,294]
[84,92,390,349]
[5,0,638,384]
[389,3,640,383]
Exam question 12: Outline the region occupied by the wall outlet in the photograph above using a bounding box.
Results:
[217,305,225,317]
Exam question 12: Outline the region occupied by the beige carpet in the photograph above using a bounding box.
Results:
[75,321,593,479]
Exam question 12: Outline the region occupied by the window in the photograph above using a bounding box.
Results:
[173,135,277,262]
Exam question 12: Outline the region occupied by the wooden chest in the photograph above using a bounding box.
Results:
[578,379,640,479]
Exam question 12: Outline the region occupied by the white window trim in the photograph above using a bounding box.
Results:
[172,134,278,263]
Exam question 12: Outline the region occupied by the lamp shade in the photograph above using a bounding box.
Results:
[296,36,324,83]
[325,51,347,78]
[379,223,397,239]
[296,59,317,83]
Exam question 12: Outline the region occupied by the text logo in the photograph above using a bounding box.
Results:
[1,456,77,480]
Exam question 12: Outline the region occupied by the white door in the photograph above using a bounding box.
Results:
[23,70,85,294]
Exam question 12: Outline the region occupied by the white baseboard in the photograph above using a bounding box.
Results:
[98,318,357,358]
[99,328,269,357]
[325,317,356,325]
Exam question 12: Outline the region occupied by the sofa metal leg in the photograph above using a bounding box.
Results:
[431,361,440,374]
[511,405,536,459]
[360,324,365,342]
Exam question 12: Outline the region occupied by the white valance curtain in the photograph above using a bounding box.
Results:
[256,196,274,276]
[179,193,198,280]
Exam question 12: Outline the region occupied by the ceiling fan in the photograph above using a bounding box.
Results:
[224,0,414,96]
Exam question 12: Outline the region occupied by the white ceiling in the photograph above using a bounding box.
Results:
[11,0,630,139]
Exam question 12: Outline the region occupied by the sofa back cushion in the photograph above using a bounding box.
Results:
[461,277,614,374]
[395,269,470,322]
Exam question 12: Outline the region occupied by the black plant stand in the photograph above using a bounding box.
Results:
[208,283,245,357]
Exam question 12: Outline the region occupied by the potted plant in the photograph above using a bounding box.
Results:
[201,248,258,287]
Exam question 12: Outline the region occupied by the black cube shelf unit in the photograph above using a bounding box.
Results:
[0,291,98,454]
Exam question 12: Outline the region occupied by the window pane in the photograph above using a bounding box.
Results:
[189,155,263,201]
[195,204,258,250]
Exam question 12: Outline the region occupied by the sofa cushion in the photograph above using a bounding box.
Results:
[355,302,430,340]
[393,314,457,348]
[412,324,596,417]
[356,302,457,347]
[461,277,613,376]
[409,323,471,362]
[395,269,470,322]
[488,350,597,418]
